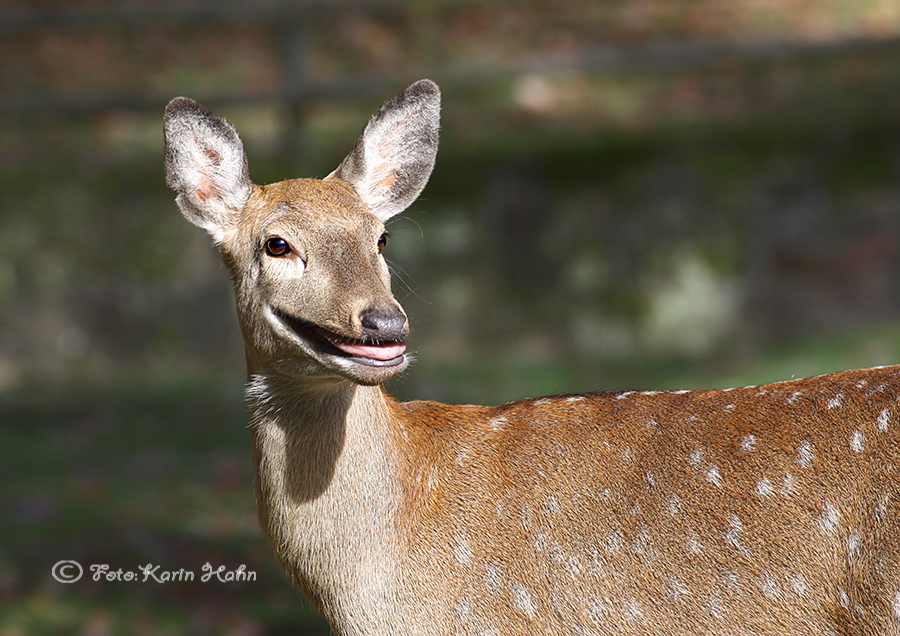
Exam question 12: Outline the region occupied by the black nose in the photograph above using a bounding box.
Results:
[360,307,407,340]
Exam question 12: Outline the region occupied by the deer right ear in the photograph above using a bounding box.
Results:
[164,97,251,243]
[327,79,440,222]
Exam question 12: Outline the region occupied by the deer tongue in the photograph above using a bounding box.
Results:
[332,340,406,361]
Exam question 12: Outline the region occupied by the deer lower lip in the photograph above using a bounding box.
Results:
[273,309,406,366]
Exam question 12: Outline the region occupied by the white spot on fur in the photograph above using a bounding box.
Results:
[781,473,795,496]
[533,398,551,406]
[520,507,533,531]
[723,403,735,413]
[786,391,804,404]
[564,551,582,578]
[566,395,585,403]
[725,514,743,548]
[586,597,607,622]
[819,501,841,534]
[705,595,724,618]
[454,598,472,622]
[740,434,756,452]
[484,562,502,590]
[665,574,691,600]
[630,526,653,561]
[848,534,860,559]
[665,494,682,516]
[512,583,536,617]
[790,573,809,597]
[893,591,900,622]
[687,536,703,554]
[760,572,779,599]
[454,534,472,564]
[645,471,656,487]
[488,416,507,432]
[621,598,641,621]
[755,476,774,497]
[615,391,633,400]
[688,449,703,467]
[877,495,890,521]
[878,408,890,432]
[839,587,850,610]
[549,538,566,564]
[851,429,865,453]
[543,495,560,515]
[604,530,623,554]
[706,466,723,487]
[827,393,843,409]
[797,441,814,468]
[721,570,740,594]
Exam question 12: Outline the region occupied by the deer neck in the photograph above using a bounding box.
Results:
[246,370,402,630]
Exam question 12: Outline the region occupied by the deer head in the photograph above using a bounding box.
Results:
[163,81,440,385]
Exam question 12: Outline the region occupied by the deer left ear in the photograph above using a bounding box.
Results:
[327,80,441,221]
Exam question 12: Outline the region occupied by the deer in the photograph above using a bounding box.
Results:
[164,79,900,635]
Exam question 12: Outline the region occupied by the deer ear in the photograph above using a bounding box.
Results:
[328,80,440,221]
[164,97,251,243]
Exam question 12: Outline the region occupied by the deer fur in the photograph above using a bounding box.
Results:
[165,80,900,635]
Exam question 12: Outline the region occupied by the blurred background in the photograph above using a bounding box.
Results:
[3,0,900,633]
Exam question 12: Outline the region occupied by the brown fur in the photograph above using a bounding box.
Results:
[165,81,900,635]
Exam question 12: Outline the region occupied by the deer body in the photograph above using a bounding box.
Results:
[165,81,900,635]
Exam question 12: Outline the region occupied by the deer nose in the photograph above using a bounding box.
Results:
[360,307,408,340]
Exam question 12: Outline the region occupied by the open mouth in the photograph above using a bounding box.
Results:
[272,308,406,368]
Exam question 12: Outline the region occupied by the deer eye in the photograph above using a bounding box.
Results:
[264,237,291,257]
[377,232,389,253]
